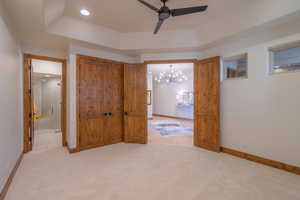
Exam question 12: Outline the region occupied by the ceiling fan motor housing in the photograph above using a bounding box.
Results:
[159,6,171,20]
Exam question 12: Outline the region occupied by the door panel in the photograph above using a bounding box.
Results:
[194,57,220,152]
[124,64,147,144]
[77,56,124,150]
[105,112,123,144]
[104,62,124,145]
[29,59,35,150]
[78,57,106,150]
[79,118,105,148]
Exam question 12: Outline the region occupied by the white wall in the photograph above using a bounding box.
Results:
[48,28,300,169]
[140,52,201,62]
[67,54,77,148]
[147,73,153,118]
[141,33,300,167]
[69,44,138,64]
[0,2,23,192]
[201,33,300,167]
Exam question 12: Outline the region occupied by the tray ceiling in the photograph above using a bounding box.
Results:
[63,0,252,33]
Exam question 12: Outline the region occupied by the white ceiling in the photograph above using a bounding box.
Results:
[3,0,300,57]
[64,0,213,33]
[63,0,299,33]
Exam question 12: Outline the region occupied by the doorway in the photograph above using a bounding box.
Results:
[23,54,67,153]
[147,62,194,147]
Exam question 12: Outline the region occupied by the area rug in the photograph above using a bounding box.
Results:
[150,120,193,137]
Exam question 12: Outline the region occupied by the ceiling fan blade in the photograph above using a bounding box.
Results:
[171,5,208,17]
[137,0,159,12]
[154,19,164,34]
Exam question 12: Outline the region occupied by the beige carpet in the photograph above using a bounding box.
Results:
[5,143,300,200]
[148,116,193,147]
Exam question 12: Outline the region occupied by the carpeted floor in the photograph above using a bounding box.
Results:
[5,143,300,200]
[150,119,193,137]
[148,116,193,146]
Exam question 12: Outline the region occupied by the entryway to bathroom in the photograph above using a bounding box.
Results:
[31,59,62,152]
[23,54,67,153]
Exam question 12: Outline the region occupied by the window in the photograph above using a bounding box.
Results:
[270,43,300,74]
[223,54,247,79]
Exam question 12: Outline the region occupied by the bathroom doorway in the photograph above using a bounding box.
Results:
[23,55,67,153]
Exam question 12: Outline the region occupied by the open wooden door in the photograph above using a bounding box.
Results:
[29,59,35,149]
[23,56,35,152]
[124,63,147,144]
[194,57,220,152]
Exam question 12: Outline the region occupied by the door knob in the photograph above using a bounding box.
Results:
[108,112,112,116]
[104,113,108,116]
[124,112,128,116]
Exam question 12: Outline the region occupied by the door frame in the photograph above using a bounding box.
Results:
[23,54,67,153]
[144,59,198,143]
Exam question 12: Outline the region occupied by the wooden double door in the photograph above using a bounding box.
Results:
[77,55,220,153]
[77,56,124,150]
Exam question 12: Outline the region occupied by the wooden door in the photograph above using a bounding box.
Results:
[103,62,124,145]
[29,59,35,149]
[78,57,107,150]
[23,56,34,152]
[194,57,220,152]
[124,64,147,144]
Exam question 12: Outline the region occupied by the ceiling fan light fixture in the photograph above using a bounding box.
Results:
[80,9,90,16]
[137,0,208,34]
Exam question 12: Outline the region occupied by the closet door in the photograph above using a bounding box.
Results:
[103,62,124,145]
[124,64,147,144]
[78,57,106,150]
[194,56,220,152]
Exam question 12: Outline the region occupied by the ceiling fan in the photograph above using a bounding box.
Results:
[137,0,208,34]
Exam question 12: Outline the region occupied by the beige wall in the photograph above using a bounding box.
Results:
[142,34,300,167]
[203,33,300,167]
[65,34,300,168]
[0,2,23,192]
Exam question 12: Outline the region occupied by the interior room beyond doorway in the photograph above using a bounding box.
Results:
[147,62,194,147]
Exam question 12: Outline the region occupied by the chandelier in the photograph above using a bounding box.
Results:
[154,65,188,84]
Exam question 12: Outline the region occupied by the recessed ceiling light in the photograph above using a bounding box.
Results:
[80,9,90,16]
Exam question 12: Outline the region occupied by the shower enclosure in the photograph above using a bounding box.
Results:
[33,77,62,134]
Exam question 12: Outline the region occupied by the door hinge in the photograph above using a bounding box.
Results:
[28,89,31,95]
[29,113,32,118]
[29,137,32,143]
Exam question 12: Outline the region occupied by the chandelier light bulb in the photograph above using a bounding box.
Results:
[155,65,188,84]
